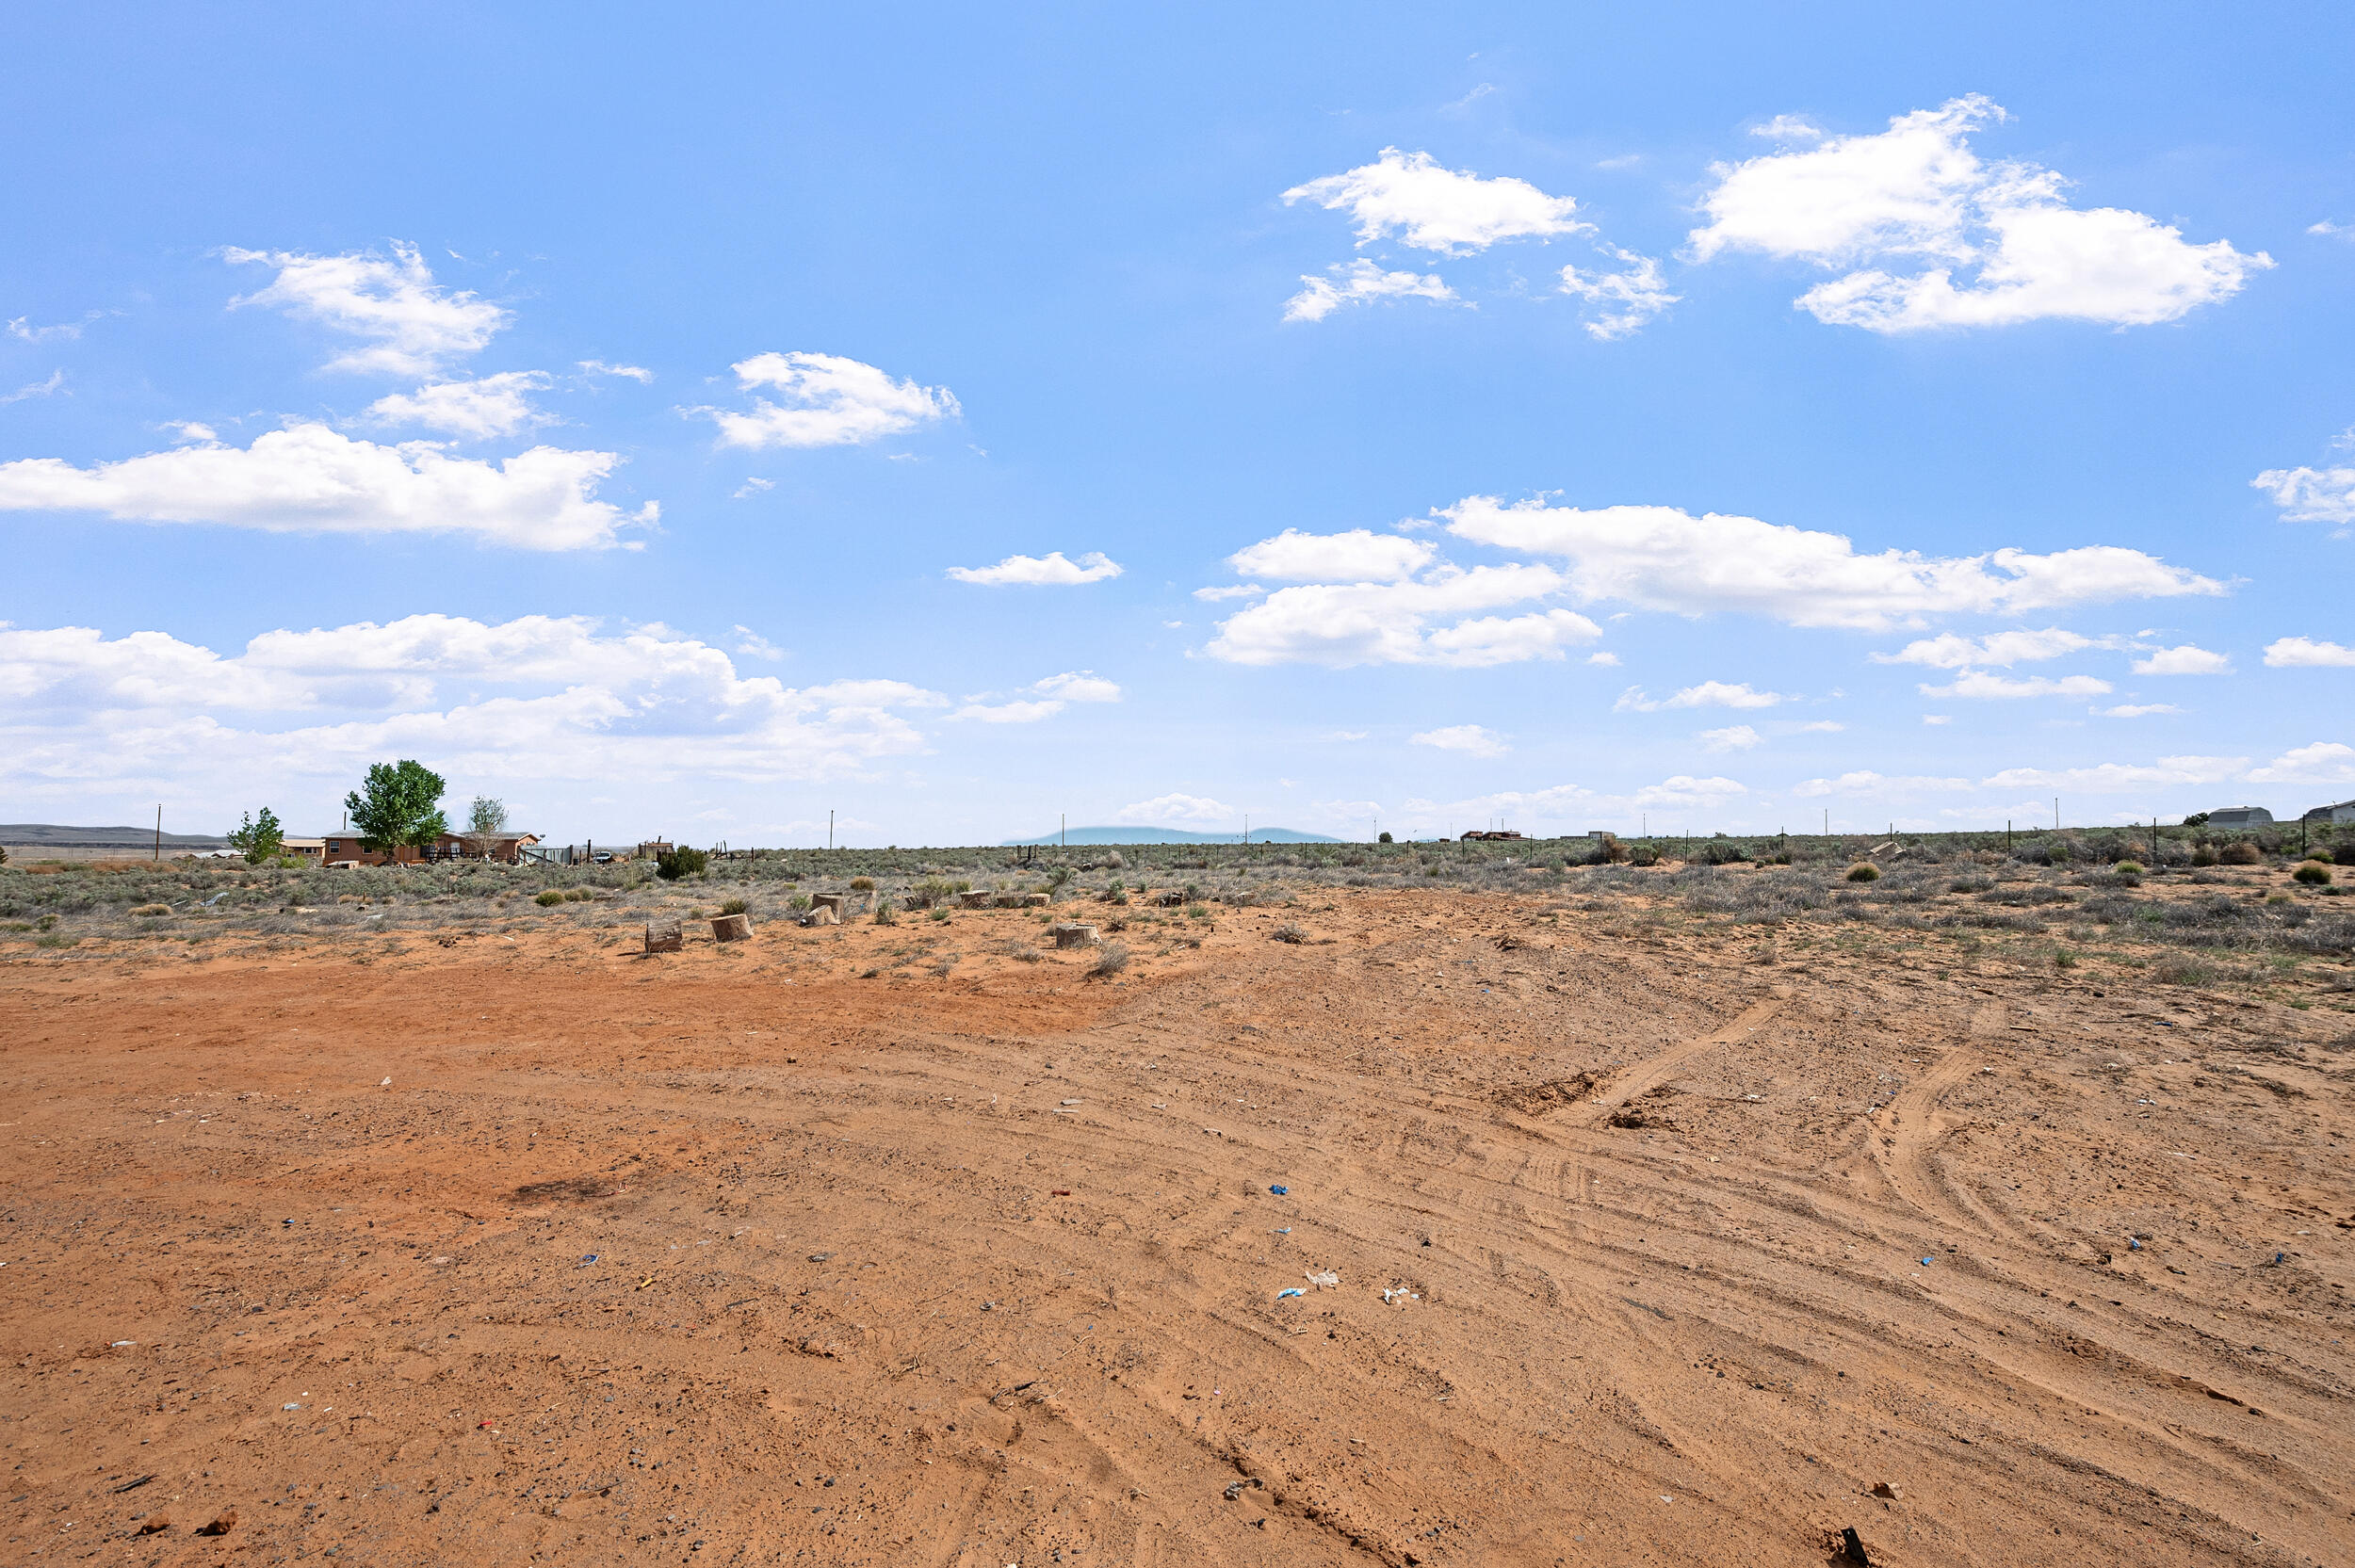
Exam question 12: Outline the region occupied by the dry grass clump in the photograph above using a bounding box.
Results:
[719,896,750,915]
[129,903,172,917]
[1843,863,1880,882]
[1270,922,1309,944]
[2293,862,2332,886]
[1089,942,1130,978]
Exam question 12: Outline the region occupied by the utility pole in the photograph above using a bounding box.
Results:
[2152,816,2160,862]
[2054,797,2060,832]
[154,804,161,862]
[1060,813,1065,849]
[828,810,834,852]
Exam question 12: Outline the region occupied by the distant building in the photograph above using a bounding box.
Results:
[2303,799,2355,824]
[1460,830,1524,841]
[2205,806,2274,828]
[281,837,326,863]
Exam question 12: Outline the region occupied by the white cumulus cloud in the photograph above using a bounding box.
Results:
[1697,724,1763,752]
[1440,494,2220,632]
[1282,260,1457,323]
[2245,741,2355,785]
[1226,528,1435,582]
[2264,636,2355,668]
[700,352,957,449]
[1282,147,1586,255]
[1412,723,1509,758]
[2250,465,2355,529]
[0,615,947,820]
[1980,755,2247,792]
[950,700,1064,724]
[946,550,1123,586]
[2131,643,2231,675]
[1873,627,2100,668]
[0,424,653,550]
[1918,671,2112,699]
[1031,671,1122,703]
[2097,703,2181,718]
[1616,681,1786,711]
[1557,247,1678,339]
[1205,566,1596,668]
[1792,770,1973,797]
[364,371,553,439]
[577,360,654,382]
[1689,96,2269,331]
[226,243,509,376]
[1116,793,1233,826]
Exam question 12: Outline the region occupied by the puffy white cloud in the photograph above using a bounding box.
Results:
[1282,148,1585,255]
[950,700,1064,724]
[1689,96,2268,331]
[1873,627,2099,668]
[0,615,949,817]
[1919,671,2112,699]
[1192,583,1266,601]
[1616,681,1786,711]
[1792,770,1973,797]
[732,477,775,500]
[226,243,509,376]
[700,351,957,449]
[1412,724,1509,757]
[946,550,1123,586]
[1698,724,1763,752]
[577,360,654,381]
[2096,703,2181,718]
[364,371,552,438]
[0,423,653,550]
[2130,643,2231,675]
[1440,495,2220,632]
[1116,793,1233,826]
[1585,651,1620,667]
[1226,528,1435,582]
[1282,260,1457,323]
[1205,566,1597,668]
[1557,248,1678,339]
[1980,755,2246,792]
[2264,636,2355,668]
[2245,741,2355,785]
[1031,671,1122,703]
[1793,719,1844,733]
[2250,465,2355,528]
[733,625,782,660]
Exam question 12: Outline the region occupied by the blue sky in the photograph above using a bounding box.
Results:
[3,3,2350,845]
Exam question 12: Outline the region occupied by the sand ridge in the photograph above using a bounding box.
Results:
[1,887,2349,1566]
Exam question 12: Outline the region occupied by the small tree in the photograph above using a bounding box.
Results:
[227,807,285,865]
[344,760,448,865]
[462,796,510,859]
[656,846,709,881]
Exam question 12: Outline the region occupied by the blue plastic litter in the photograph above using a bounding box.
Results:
[1276,1287,1306,1299]
[1274,1227,1291,1234]
[580,1253,599,1263]
[1270,1185,1289,1195]
[2275,1251,2286,1264]
[2129,1237,2143,1251]
[1920,1255,1934,1267]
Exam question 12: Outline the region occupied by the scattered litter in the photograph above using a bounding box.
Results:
[282,1402,302,1411]
[1305,1269,1339,1289]
[1276,1287,1306,1299]
[2129,1237,2143,1251]
[1269,1185,1289,1196]
[1061,1099,1081,1107]
[477,1420,497,1430]
[1920,1256,1934,1268]
[579,1253,598,1264]
[807,1253,834,1262]
[1274,1227,1291,1235]
[1050,1188,1072,1197]
[111,1340,136,1348]
[1840,1525,1872,1563]
[636,1275,657,1290]
[1204,1128,1222,1137]
[2272,1252,2286,1265]
[1381,1287,1420,1304]
[430,1255,451,1266]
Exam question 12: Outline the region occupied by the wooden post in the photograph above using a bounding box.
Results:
[154,804,161,861]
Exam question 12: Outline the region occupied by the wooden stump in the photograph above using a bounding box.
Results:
[1051,922,1099,948]
[645,918,684,953]
[801,906,839,927]
[957,890,993,909]
[1020,892,1051,908]
[710,913,753,942]
[809,893,846,913]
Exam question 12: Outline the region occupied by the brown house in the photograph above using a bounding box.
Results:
[316,832,541,867]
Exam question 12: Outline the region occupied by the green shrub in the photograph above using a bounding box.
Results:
[872,899,897,927]
[2292,862,2331,885]
[719,896,750,914]
[656,847,709,881]
[849,877,875,891]
[2218,842,2261,865]
[1844,863,1881,882]
[2190,845,2219,867]
[2114,860,2144,877]
[129,903,172,917]
[535,889,566,907]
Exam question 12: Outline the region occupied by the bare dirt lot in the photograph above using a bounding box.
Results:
[3,884,2351,1567]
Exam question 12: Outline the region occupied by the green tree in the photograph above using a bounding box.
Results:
[462,795,510,858]
[227,806,285,865]
[344,760,448,865]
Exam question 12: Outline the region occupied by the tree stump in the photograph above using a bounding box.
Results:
[645,917,684,954]
[1051,922,1099,948]
[710,913,753,942]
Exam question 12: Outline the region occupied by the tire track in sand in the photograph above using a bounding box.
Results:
[1586,989,1788,1124]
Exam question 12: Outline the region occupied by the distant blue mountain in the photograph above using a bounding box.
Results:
[999,825,1342,846]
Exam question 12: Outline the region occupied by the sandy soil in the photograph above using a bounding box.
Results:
[2,888,2350,1567]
